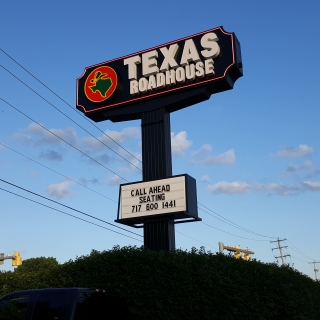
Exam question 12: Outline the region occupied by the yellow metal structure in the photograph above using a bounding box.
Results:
[234,245,242,259]
[12,251,22,266]
[243,252,251,261]
[219,243,254,261]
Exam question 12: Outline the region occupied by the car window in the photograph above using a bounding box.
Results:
[32,292,66,320]
[74,292,129,320]
[0,294,30,320]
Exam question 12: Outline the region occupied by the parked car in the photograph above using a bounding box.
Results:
[0,288,129,319]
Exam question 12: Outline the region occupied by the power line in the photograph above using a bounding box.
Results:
[201,221,270,242]
[0,140,280,246]
[0,142,255,248]
[0,139,263,248]
[0,64,142,171]
[0,177,141,238]
[0,141,117,204]
[284,242,315,261]
[198,203,277,239]
[176,231,215,250]
[285,239,315,261]
[0,92,278,245]
[0,186,142,242]
[0,141,268,249]
[0,97,128,182]
[0,48,141,164]
[1,49,275,248]
[289,255,309,263]
[1,50,317,270]
[0,175,225,250]
[0,91,314,257]
[0,166,273,245]
[2,135,316,260]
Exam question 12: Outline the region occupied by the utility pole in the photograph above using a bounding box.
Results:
[308,261,320,281]
[271,238,290,265]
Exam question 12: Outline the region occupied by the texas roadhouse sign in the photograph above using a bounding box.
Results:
[77,26,242,122]
[76,26,243,250]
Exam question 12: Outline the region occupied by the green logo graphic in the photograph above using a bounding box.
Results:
[90,71,113,97]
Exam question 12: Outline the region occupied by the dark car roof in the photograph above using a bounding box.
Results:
[0,288,104,299]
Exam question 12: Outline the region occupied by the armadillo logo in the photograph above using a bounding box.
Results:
[84,66,118,103]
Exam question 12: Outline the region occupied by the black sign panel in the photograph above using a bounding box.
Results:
[76,26,242,122]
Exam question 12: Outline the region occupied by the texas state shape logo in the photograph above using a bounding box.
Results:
[84,66,118,103]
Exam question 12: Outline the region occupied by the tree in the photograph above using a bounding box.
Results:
[14,257,59,273]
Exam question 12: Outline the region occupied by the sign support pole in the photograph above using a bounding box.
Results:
[141,108,175,250]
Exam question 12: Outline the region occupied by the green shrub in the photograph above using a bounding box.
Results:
[1,246,319,319]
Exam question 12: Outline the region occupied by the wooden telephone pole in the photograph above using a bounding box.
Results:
[308,261,320,280]
[271,238,290,265]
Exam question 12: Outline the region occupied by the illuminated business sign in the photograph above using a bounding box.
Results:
[116,175,199,226]
[76,26,242,122]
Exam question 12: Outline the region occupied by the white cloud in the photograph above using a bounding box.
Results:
[286,160,313,173]
[197,144,212,153]
[255,182,300,196]
[201,175,211,183]
[107,127,141,143]
[266,183,300,196]
[39,149,63,161]
[192,144,235,165]
[303,181,320,191]
[14,122,78,146]
[46,181,73,199]
[82,127,140,150]
[95,153,111,164]
[207,181,251,194]
[79,177,100,185]
[118,154,142,174]
[171,131,192,156]
[274,144,313,158]
[108,175,123,186]
[205,179,306,196]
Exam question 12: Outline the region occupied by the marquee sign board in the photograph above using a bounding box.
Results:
[76,26,243,122]
[116,174,199,227]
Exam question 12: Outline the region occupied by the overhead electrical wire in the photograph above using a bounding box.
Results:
[0,120,277,243]
[200,221,271,242]
[0,99,315,258]
[2,49,276,242]
[176,231,215,250]
[0,141,117,204]
[284,239,315,261]
[0,64,142,171]
[0,155,316,260]
[289,255,309,263]
[0,97,128,182]
[0,139,278,247]
[0,142,284,247]
[198,203,277,239]
[0,142,255,248]
[0,177,141,238]
[0,186,142,242]
[270,240,316,268]
[0,50,317,262]
[0,48,141,164]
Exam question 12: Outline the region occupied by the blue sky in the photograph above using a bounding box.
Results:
[1,1,319,279]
